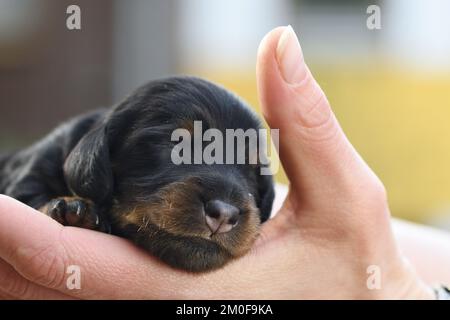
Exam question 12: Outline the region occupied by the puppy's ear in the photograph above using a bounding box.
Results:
[63,125,113,204]
[257,173,275,222]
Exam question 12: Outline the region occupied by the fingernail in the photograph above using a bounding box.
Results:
[276,25,307,85]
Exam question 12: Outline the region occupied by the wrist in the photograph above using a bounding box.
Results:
[357,256,435,299]
[388,258,435,300]
[402,282,435,300]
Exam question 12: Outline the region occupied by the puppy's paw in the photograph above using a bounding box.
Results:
[42,197,110,233]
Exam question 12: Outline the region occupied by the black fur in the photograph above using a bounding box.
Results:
[0,76,274,272]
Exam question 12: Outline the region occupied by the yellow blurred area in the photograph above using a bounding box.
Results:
[190,65,450,223]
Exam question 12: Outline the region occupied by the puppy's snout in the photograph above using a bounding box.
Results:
[205,200,239,234]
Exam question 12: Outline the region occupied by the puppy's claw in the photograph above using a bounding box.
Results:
[48,199,66,224]
[65,199,87,226]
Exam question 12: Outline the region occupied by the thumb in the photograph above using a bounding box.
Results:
[257,26,378,205]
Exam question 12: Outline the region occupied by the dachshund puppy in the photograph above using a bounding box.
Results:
[0,76,274,272]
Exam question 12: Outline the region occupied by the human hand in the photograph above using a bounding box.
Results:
[0,26,434,299]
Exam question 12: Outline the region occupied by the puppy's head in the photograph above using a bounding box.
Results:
[64,76,275,272]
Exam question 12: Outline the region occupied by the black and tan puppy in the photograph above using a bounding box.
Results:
[0,76,274,272]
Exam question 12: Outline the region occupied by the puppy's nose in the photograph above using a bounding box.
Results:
[205,200,239,234]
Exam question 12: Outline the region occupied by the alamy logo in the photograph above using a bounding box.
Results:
[66,5,81,30]
[366,265,381,290]
[171,121,279,175]
[366,5,381,30]
[66,265,81,290]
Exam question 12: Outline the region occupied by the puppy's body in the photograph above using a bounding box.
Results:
[0,110,103,206]
[0,77,274,272]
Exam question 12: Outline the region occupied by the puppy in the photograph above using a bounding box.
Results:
[0,76,274,272]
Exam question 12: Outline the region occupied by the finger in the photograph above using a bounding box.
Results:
[256,26,382,207]
[0,195,201,299]
[0,195,84,296]
[0,195,316,300]
[0,258,72,299]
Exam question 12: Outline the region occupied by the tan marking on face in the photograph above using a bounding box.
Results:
[179,119,195,135]
[111,178,261,258]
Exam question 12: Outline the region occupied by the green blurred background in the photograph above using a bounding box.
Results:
[1,0,450,229]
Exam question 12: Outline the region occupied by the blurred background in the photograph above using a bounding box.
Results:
[1,0,450,229]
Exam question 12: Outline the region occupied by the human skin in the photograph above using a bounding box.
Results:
[0,26,448,299]
[392,219,450,286]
